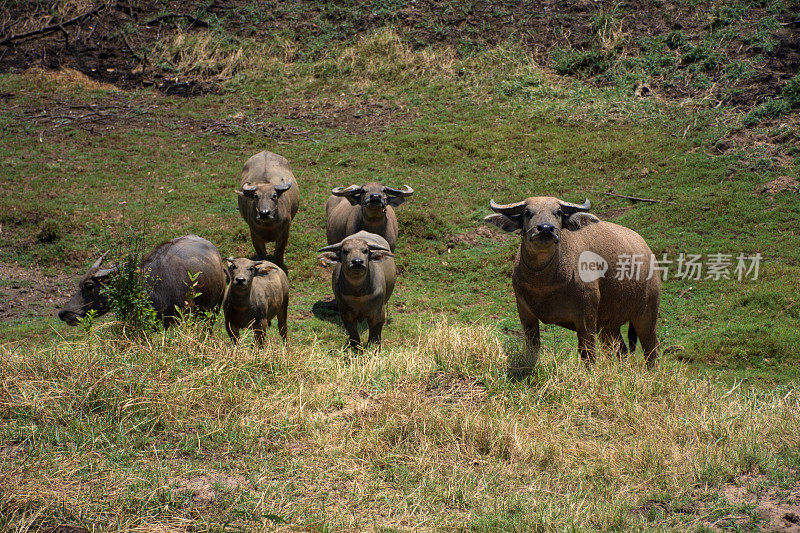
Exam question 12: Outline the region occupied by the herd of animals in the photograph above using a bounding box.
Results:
[58,149,661,375]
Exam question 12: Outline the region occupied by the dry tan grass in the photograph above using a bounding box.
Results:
[335,27,457,90]
[149,29,284,81]
[1,320,798,531]
[21,67,118,91]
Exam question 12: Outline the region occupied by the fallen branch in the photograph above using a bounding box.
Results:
[0,5,104,46]
[589,190,676,205]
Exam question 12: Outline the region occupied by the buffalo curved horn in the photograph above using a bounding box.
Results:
[240,182,258,197]
[489,199,527,216]
[383,185,414,197]
[274,179,292,192]
[558,198,591,214]
[318,243,343,253]
[331,184,364,197]
[91,250,110,269]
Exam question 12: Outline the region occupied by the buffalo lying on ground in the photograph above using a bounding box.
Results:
[237,150,300,269]
[485,196,660,376]
[222,257,289,345]
[58,234,226,328]
[318,231,396,350]
[325,182,413,252]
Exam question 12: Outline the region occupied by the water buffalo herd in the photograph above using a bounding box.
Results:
[59,149,661,373]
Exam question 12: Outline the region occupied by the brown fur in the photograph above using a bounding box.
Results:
[237,150,300,269]
[222,257,289,346]
[485,196,660,376]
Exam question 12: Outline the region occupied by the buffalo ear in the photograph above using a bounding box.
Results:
[563,212,600,231]
[387,196,407,207]
[484,213,521,233]
[370,250,394,261]
[255,262,277,276]
[318,252,339,266]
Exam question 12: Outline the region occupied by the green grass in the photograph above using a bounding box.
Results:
[1,23,799,532]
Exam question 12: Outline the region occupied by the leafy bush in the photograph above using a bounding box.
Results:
[101,232,161,332]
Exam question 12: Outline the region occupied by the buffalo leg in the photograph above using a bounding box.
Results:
[226,322,241,344]
[576,317,597,365]
[511,315,540,378]
[366,316,384,350]
[632,312,659,367]
[599,328,626,359]
[273,233,288,271]
[343,319,362,351]
[277,299,288,343]
[254,323,266,348]
[250,230,267,260]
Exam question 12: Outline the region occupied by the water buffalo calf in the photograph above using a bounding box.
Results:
[223,257,289,346]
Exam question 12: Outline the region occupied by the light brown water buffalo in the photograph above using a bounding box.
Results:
[485,196,660,376]
[325,182,413,252]
[58,234,226,328]
[237,150,300,269]
[318,231,396,350]
[222,257,289,346]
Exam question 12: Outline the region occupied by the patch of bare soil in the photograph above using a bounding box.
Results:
[447,225,512,248]
[759,176,799,196]
[0,261,74,321]
[172,472,248,506]
[5,84,412,137]
[714,475,800,532]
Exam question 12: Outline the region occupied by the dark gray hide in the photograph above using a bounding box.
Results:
[236,150,301,269]
[325,182,413,252]
[58,234,226,327]
[318,230,396,350]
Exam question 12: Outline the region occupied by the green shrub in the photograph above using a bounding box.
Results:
[101,233,161,332]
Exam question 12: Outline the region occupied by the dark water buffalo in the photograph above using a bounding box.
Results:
[325,182,413,252]
[58,234,226,328]
[485,196,660,376]
[318,231,396,350]
[222,257,289,346]
[237,150,300,269]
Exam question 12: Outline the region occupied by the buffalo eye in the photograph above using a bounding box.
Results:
[271,192,278,200]
[84,281,95,290]
[252,193,260,200]
[555,209,564,217]
[524,210,533,218]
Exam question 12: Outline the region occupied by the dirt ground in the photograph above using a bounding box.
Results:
[1,0,798,103]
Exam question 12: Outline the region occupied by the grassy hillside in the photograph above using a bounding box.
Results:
[1,1,800,530]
